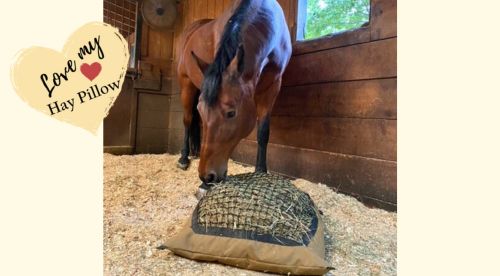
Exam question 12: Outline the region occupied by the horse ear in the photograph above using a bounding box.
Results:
[191,51,209,74]
[228,45,245,77]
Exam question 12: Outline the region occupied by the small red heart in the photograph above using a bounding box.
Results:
[80,62,102,81]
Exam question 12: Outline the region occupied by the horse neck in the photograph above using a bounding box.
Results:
[240,2,277,81]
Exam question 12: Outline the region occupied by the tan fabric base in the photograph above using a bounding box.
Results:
[166,213,330,275]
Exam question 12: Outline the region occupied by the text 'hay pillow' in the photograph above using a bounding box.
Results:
[166,173,330,275]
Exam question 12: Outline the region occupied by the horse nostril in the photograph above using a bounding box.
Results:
[203,173,215,183]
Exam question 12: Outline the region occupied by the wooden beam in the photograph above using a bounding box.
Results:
[273,78,397,119]
[246,116,396,161]
[284,38,397,86]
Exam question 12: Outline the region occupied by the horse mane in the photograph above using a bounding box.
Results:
[201,0,252,106]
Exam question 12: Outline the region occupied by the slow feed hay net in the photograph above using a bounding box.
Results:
[166,172,330,275]
[194,172,318,246]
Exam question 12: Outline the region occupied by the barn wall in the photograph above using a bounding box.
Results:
[104,2,179,154]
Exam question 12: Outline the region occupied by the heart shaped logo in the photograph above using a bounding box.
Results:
[80,62,102,81]
[10,22,129,134]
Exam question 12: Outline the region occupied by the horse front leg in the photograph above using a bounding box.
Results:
[178,127,190,170]
[256,115,270,173]
[254,76,282,173]
[177,77,198,170]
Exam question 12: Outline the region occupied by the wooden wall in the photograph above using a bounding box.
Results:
[105,4,179,154]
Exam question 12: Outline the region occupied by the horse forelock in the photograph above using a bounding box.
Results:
[201,0,252,106]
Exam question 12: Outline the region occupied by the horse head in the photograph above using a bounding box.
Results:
[192,46,257,184]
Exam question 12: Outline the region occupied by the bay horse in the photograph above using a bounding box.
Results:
[176,0,292,186]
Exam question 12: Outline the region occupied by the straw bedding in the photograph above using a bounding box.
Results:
[104,153,397,275]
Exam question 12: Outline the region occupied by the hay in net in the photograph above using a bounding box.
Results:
[193,172,318,246]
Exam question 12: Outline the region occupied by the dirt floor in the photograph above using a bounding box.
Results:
[104,153,397,276]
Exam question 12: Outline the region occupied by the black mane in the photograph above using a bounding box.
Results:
[201,0,252,106]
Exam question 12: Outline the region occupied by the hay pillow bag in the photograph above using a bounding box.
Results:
[166,173,331,275]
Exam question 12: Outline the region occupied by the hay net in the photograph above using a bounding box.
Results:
[192,172,319,246]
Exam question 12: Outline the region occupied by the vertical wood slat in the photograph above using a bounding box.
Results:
[207,0,216,19]
[183,0,189,27]
[147,29,161,62]
[215,0,225,16]
[172,1,184,62]
[140,22,149,58]
[370,0,397,40]
[187,0,193,26]
[159,31,172,61]
[194,0,206,21]
[288,0,297,40]
[223,0,232,12]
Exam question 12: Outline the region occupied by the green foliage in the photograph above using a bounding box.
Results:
[305,0,370,40]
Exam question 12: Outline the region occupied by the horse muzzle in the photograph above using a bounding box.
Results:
[199,170,227,184]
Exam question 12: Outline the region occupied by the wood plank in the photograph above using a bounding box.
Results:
[169,94,184,112]
[138,57,173,77]
[231,140,397,208]
[140,23,149,58]
[215,0,225,17]
[104,77,136,147]
[246,116,396,161]
[207,0,216,19]
[292,27,371,55]
[185,0,193,25]
[147,28,162,59]
[183,0,190,27]
[167,128,185,154]
[135,127,169,153]
[134,78,174,94]
[284,38,396,86]
[288,0,297,40]
[173,1,184,63]
[138,93,169,112]
[137,110,169,129]
[136,93,170,153]
[168,111,185,130]
[273,78,397,119]
[223,0,233,12]
[194,0,207,21]
[160,31,173,61]
[103,146,134,155]
[371,0,397,40]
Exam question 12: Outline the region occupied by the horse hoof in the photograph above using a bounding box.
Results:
[195,187,208,200]
[177,160,189,170]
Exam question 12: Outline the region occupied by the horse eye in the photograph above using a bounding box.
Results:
[226,110,236,118]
